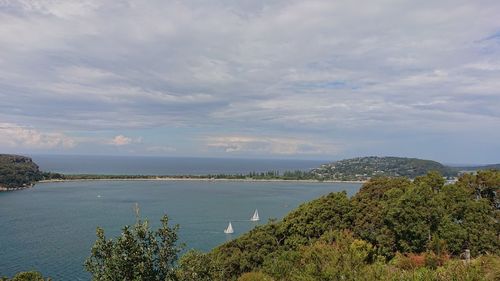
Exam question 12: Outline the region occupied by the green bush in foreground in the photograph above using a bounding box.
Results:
[188,171,499,280]
[85,214,182,281]
[80,171,499,281]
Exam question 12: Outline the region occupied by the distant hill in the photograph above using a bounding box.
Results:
[456,163,500,171]
[311,156,458,181]
[0,154,43,190]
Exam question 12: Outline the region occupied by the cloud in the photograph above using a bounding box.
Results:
[0,1,499,161]
[109,135,142,146]
[206,135,340,155]
[0,122,76,149]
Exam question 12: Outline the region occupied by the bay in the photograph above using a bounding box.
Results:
[0,156,360,280]
[30,154,325,175]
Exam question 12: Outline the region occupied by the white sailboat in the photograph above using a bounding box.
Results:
[250,209,260,221]
[224,222,234,234]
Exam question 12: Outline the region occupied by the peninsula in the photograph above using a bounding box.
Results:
[1,154,498,191]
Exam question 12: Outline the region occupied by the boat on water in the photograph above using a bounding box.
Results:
[224,222,234,234]
[250,209,260,221]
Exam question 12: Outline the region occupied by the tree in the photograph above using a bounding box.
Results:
[414,171,445,193]
[350,177,411,257]
[237,272,274,281]
[384,183,442,253]
[84,214,182,281]
[176,250,213,281]
[0,272,51,281]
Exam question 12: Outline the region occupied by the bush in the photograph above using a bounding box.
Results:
[238,272,274,281]
[1,271,50,281]
[84,214,181,281]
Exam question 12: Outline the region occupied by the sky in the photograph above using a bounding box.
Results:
[0,0,499,164]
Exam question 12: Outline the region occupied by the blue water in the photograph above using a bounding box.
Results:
[0,156,360,280]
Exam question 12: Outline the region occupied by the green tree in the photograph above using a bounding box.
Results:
[414,171,445,193]
[457,170,500,209]
[176,250,213,281]
[84,214,182,281]
[384,183,442,253]
[237,272,274,281]
[280,191,351,248]
[350,177,411,257]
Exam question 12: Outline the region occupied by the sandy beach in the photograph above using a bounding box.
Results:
[38,177,366,184]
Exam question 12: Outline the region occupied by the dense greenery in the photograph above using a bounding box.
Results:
[180,170,499,280]
[83,170,499,281]
[85,214,182,281]
[0,154,43,189]
[311,156,456,180]
[0,271,51,281]
[0,154,63,190]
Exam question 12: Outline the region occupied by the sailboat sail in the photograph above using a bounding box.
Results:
[224,222,234,234]
[250,209,260,221]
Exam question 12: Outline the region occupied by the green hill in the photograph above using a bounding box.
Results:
[0,154,43,190]
[180,170,500,280]
[311,156,456,180]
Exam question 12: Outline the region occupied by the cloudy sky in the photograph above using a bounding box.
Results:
[1,0,499,163]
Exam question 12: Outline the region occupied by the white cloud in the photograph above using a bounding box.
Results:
[0,1,499,161]
[0,122,76,149]
[109,135,140,146]
[206,135,340,155]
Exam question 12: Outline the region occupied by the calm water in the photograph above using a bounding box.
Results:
[0,156,359,280]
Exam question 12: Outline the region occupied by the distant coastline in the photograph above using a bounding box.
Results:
[39,177,365,184]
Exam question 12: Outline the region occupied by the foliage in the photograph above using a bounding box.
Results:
[176,250,214,281]
[0,154,43,189]
[280,192,351,248]
[262,231,375,281]
[311,156,456,180]
[84,214,182,281]
[185,171,500,280]
[0,271,51,281]
[237,272,274,281]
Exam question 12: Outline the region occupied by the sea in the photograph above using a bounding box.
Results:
[0,155,361,280]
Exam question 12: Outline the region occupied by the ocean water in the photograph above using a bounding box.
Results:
[30,154,326,175]
[0,156,360,280]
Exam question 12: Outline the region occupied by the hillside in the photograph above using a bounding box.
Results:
[311,156,456,180]
[457,163,500,171]
[82,170,500,281]
[0,154,43,190]
[179,170,500,280]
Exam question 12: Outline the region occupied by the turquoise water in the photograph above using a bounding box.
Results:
[0,180,361,280]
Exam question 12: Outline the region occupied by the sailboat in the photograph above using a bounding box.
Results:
[250,209,260,221]
[224,222,234,234]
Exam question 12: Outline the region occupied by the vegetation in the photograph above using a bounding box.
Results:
[0,154,43,189]
[311,156,456,180]
[85,213,182,281]
[0,271,51,281]
[57,170,317,181]
[179,170,499,280]
[82,170,499,281]
[0,154,63,190]
[55,157,500,183]
[2,154,498,191]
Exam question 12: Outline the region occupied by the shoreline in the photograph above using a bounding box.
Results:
[0,184,34,192]
[38,177,366,184]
